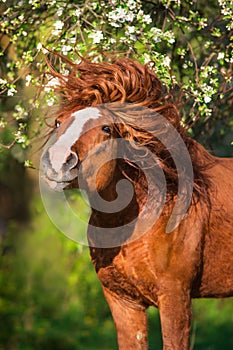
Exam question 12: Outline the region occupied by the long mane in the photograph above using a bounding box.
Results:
[48,56,215,203]
[49,57,178,121]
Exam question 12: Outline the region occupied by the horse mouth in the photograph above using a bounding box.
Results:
[42,175,78,192]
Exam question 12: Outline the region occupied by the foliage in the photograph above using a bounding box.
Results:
[0,0,232,157]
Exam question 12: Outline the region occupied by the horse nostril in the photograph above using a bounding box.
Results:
[66,153,74,163]
[65,151,78,170]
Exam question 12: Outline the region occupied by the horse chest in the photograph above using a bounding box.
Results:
[91,246,159,307]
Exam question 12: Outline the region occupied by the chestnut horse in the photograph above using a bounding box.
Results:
[41,58,233,350]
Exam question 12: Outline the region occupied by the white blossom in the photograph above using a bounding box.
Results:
[46,97,56,106]
[7,87,17,96]
[127,26,135,34]
[143,53,151,64]
[137,10,152,24]
[57,7,63,17]
[61,69,70,76]
[150,28,162,43]
[69,37,76,44]
[54,20,64,30]
[52,20,64,36]
[218,0,233,16]
[217,52,224,60]
[42,47,48,54]
[119,36,127,43]
[0,78,7,85]
[142,14,152,24]
[75,9,81,17]
[15,105,23,113]
[163,56,171,67]
[204,96,211,103]
[44,77,60,92]
[0,119,7,128]
[126,25,137,41]
[109,38,117,44]
[127,0,138,10]
[61,45,72,55]
[199,18,208,28]
[108,8,135,27]
[52,29,61,36]
[14,105,28,119]
[14,130,26,144]
[25,74,32,87]
[137,10,144,19]
[164,30,175,44]
[37,42,43,50]
[89,30,104,44]
[125,11,134,22]
[205,108,212,117]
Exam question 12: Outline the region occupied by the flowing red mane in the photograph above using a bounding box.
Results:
[48,57,179,124]
[47,57,214,202]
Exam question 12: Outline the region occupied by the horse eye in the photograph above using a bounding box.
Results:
[55,121,61,128]
[101,125,111,134]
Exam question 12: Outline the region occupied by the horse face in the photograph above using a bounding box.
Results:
[41,107,117,192]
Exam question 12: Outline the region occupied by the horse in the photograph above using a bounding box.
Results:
[41,58,233,350]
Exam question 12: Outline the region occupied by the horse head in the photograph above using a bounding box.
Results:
[41,106,118,193]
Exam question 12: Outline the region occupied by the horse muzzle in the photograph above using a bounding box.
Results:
[41,146,79,192]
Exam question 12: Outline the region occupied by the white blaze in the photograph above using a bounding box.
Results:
[49,107,100,173]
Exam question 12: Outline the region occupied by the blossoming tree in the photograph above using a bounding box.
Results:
[0,0,232,161]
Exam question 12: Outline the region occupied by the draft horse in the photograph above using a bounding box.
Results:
[41,58,233,350]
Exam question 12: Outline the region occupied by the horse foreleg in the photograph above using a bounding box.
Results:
[103,287,148,350]
[158,283,192,350]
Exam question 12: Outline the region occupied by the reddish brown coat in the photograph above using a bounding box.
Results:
[42,58,233,349]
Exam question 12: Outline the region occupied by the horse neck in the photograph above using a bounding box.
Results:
[98,162,158,219]
[89,163,144,225]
